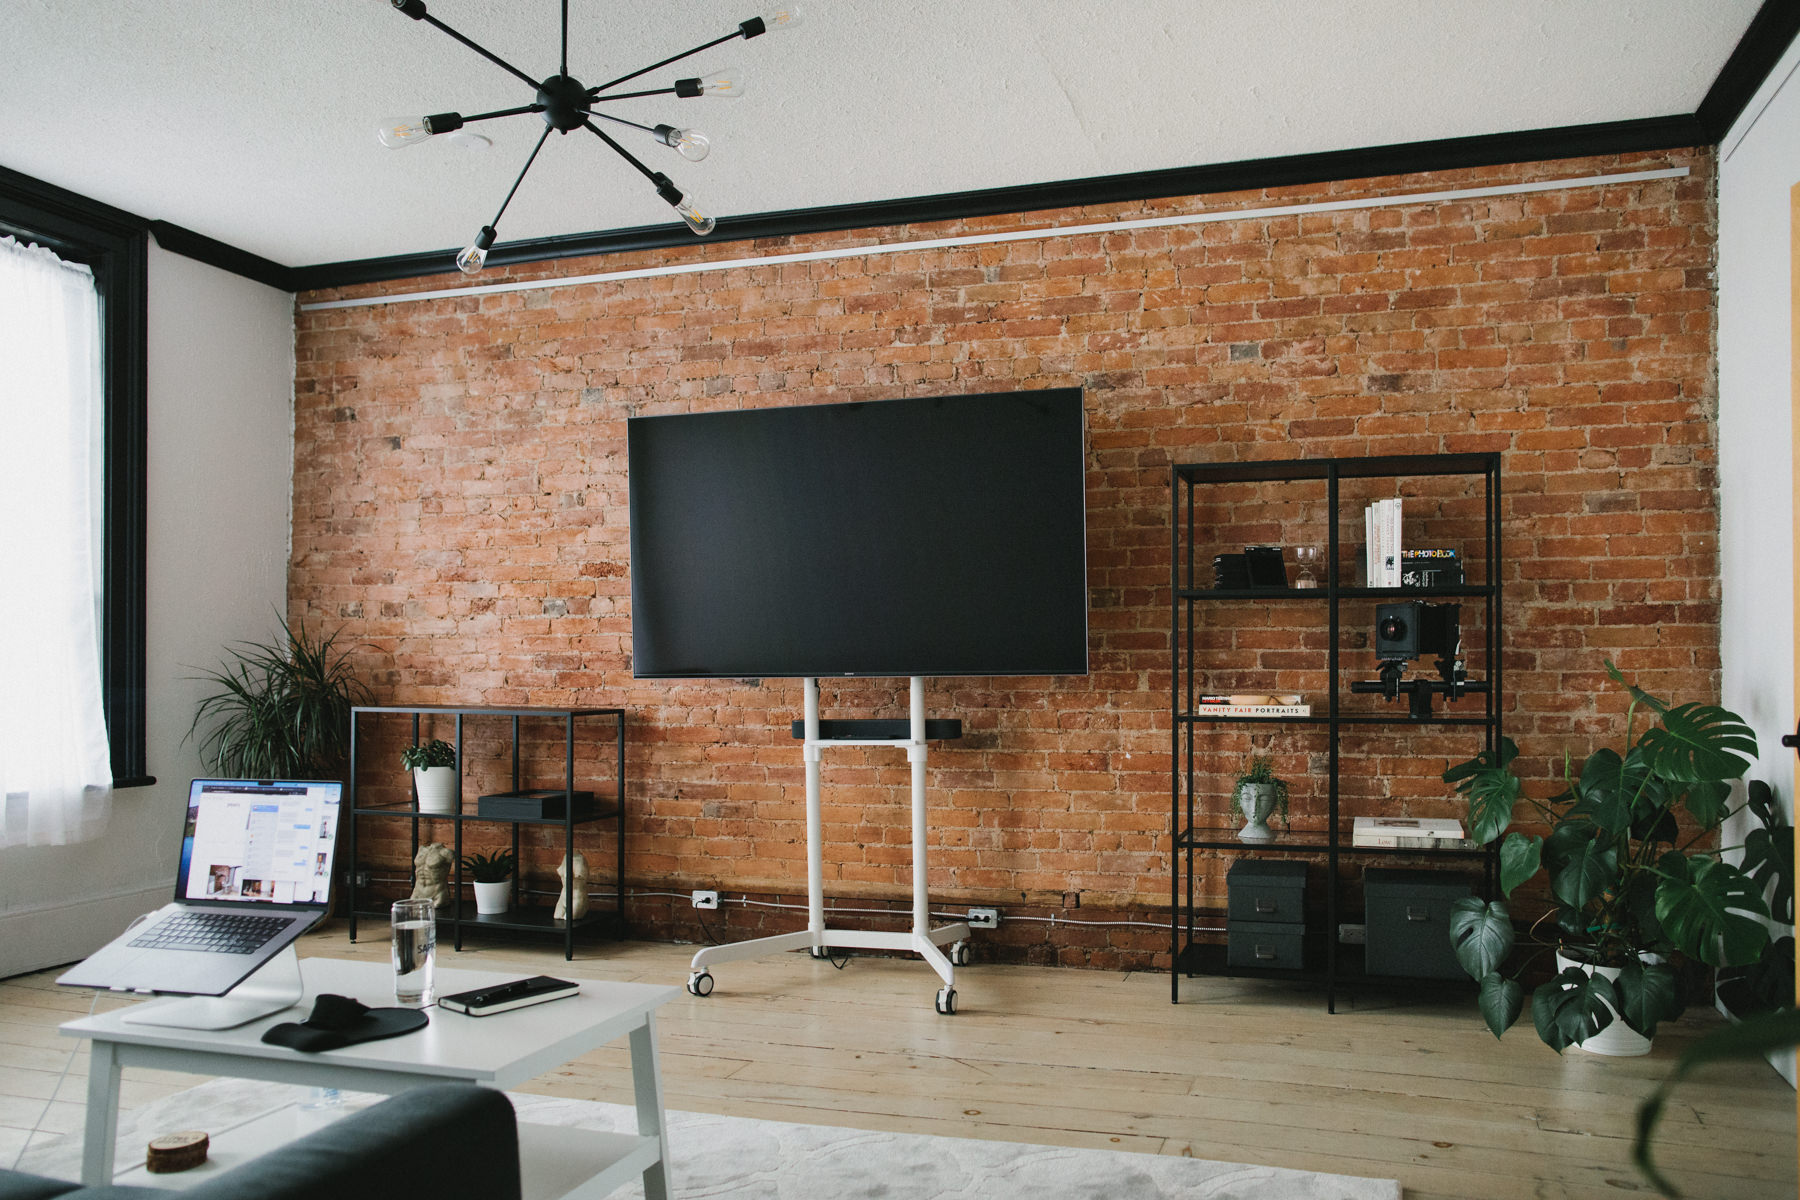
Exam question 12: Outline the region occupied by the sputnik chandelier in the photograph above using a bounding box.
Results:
[377,0,802,274]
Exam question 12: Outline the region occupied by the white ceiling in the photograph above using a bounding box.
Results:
[1,1,1767,270]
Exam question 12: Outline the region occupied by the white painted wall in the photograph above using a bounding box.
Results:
[1720,44,1800,832]
[0,243,293,979]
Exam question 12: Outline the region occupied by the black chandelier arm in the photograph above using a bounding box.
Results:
[487,124,555,229]
[582,119,666,188]
[589,26,746,96]
[561,0,569,77]
[404,5,543,93]
[460,103,547,126]
[586,87,680,104]
[581,109,658,137]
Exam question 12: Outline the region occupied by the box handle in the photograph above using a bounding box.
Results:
[1254,899,1278,914]
[1406,906,1432,922]
[1254,945,1276,960]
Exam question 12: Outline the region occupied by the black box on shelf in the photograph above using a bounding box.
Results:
[1227,921,1305,969]
[1226,859,1307,924]
[1363,867,1473,979]
[476,789,604,821]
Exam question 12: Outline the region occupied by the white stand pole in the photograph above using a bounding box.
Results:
[687,677,972,1012]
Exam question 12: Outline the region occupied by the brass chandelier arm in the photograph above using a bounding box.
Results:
[589,26,748,96]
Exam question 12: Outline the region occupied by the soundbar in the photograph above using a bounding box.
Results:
[791,719,963,741]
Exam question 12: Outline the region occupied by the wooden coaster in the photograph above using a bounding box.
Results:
[145,1130,209,1173]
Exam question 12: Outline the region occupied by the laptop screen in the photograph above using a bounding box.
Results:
[174,779,342,908]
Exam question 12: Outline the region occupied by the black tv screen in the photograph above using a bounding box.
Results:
[627,388,1089,679]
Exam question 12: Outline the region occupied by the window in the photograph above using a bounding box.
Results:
[0,167,151,815]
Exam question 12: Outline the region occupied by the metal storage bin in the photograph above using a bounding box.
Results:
[1227,921,1305,969]
[1226,859,1308,924]
[1364,868,1473,979]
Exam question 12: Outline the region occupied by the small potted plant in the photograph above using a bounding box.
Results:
[460,849,515,915]
[402,739,457,814]
[1231,755,1290,842]
[1444,660,1773,1055]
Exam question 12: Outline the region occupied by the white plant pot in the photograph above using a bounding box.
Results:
[1555,950,1653,1057]
[1235,782,1278,842]
[413,766,458,814]
[473,879,511,915]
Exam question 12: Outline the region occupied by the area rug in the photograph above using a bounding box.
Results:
[17,1077,1400,1199]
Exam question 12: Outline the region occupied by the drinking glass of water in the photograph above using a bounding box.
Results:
[391,898,436,1006]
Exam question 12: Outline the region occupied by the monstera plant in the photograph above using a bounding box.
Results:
[1443,661,1774,1052]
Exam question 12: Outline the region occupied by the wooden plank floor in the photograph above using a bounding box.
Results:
[2,924,1793,1199]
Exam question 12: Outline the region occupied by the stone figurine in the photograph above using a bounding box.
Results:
[411,842,454,910]
[555,852,589,920]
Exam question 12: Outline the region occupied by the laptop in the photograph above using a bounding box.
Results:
[59,778,342,997]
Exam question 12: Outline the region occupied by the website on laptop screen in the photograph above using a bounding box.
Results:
[176,780,341,906]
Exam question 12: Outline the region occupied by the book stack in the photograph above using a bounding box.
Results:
[1363,498,1402,586]
[1351,816,1473,849]
[1197,692,1311,718]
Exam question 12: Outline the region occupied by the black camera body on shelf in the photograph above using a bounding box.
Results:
[1374,601,1460,661]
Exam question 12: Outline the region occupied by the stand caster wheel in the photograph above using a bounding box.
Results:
[686,971,714,997]
[809,946,831,960]
[949,941,971,966]
[935,986,957,1015]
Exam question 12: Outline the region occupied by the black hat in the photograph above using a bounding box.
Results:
[261,993,429,1053]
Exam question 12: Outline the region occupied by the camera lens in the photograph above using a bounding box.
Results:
[1379,616,1407,641]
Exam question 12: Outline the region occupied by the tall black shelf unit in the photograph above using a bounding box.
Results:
[1170,453,1502,1009]
[345,705,626,961]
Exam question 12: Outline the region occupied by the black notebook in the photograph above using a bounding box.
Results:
[438,975,579,1016]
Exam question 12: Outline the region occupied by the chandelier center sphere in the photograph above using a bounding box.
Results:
[536,74,591,132]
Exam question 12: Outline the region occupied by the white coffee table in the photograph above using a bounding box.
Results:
[60,957,680,1199]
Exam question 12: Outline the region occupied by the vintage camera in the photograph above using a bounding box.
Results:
[1374,601,1460,661]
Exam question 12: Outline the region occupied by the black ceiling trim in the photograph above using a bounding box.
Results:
[293,113,1712,292]
[1697,0,1800,140]
[147,220,291,292]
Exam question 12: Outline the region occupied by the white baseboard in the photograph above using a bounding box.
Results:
[0,884,168,980]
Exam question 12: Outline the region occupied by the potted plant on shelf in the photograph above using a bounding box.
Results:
[401,738,458,814]
[460,849,515,915]
[1443,660,1772,1055]
[1231,755,1290,843]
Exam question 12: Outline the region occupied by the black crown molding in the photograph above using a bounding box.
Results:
[16,0,1800,295]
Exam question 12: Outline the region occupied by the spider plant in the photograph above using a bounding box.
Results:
[187,612,371,780]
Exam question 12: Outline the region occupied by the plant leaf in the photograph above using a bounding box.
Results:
[1448,896,1514,980]
[1679,778,1730,830]
[1740,781,1794,925]
[1636,702,1757,783]
[1477,973,1524,1040]
[1605,658,1669,713]
[1531,965,1616,1053]
[1544,822,1616,912]
[1498,832,1542,898]
[1654,856,1772,967]
[1569,748,1636,833]
[1612,958,1681,1041]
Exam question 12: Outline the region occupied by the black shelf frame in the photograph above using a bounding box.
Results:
[346,704,627,960]
[1169,452,1502,1009]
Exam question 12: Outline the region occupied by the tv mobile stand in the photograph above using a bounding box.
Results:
[686,676,973,1013]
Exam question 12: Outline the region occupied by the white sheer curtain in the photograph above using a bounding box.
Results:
[0,234,113,847]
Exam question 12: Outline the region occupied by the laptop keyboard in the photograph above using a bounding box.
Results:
[129,911,291,955]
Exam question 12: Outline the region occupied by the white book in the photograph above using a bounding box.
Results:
[1211,704,1312,718]
[1364,504,1376,585]
[1385,498,1403,586]
[1352,816,1464,846]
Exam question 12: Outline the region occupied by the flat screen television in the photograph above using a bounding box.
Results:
[627,388,1088,679]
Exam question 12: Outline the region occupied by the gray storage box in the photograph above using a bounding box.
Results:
[1364,868,1473,979]
[1227,920,1305,969]
[1226,859,1308,925]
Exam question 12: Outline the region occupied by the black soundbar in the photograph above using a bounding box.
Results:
[791,719,963,741]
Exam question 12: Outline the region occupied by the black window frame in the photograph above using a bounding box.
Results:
[0,166,152,786]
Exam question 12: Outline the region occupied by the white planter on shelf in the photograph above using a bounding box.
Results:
[412,766,457,814]
[473,880,511,915]
[1555,950,1655,1057]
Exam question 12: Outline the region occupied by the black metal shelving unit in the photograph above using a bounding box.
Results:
[346,705,626,960]
[1170,453,1502,1009]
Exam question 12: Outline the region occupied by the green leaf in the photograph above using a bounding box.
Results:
[1679,778,1730,830]
[1612,958,1681,1041]
[1637,702,1757,783]
[1444,737,1518,787]
[1654,856,1772,967]
[1635,1009,1800,1197]
[1531,965,1616,1053]
[1477,973,1524,1040]
[1445,738,1521,845]
[1448,896,1514,980]
[1544,822,1617,911]
[1746,779,1782,830]
[1497,833,1542,898]
[1570,747,1638,833]
[1741,781,1794,925]
[1606,658,1669,714]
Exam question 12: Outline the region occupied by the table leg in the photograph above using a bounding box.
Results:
[629,1012,670,1200]
[80,1040,122,1185]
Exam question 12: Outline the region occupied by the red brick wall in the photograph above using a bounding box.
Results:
[293,149,1720,967]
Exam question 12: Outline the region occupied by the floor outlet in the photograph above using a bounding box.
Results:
[967,907,999,929]
[692,890,719,910]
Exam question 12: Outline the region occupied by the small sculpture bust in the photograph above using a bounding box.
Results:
[555,852,588,920]
[411,842,454,910]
